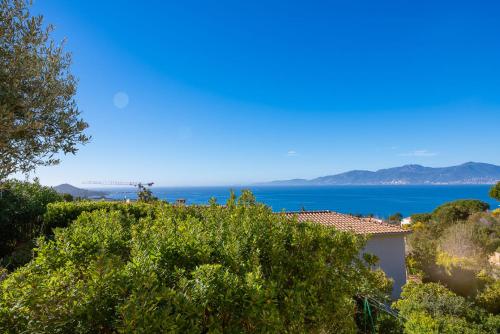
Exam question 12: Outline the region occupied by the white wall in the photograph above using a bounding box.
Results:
[363,234,407,299]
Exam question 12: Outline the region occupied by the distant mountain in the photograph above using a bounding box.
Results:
[264,162,500,186]
[53,184,108,198]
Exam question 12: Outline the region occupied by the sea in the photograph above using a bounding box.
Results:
[99,185,499,218]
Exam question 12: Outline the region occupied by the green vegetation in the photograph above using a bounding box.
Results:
[0,180,61,268]
[394,283,499,334]
[404,196,499,333]
[388,212,403,225]
[1,181,498,333]
[407,200,498,295]
[409,213,432,224]
[407,200,493,281]
[0,0,89,181]
[431,200,490,227]
[490,182,500,201]
[137,183,158,202]
[43,200,157,231]
[0,191,391,333]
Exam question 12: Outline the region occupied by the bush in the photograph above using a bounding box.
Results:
[431,200,490,228]
[43,200,158,232]
[489,182,500,201]
[468,212,500,254]
[394,282,499,334]
[0,180,61,260]
[476,280,500,314]
[410,213,432,224]
[406,199,497,301]
[388,212,403,224]
[436,223,484,271]
[0,192,389,333]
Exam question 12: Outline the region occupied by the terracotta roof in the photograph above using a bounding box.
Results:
[282,210,410,235]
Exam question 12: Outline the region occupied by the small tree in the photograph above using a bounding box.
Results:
[489,182,500,201]
[388,212,403,225]
[137,184,157,202]
[0,0,89,181]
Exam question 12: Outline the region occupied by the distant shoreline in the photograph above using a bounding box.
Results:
[83,183,497,191]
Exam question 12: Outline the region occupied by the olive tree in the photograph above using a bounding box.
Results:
[0,0,89,181]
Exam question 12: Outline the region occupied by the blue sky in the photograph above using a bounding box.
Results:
[29,0,500,186]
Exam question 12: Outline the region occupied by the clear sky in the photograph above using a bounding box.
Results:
[29,0,500,186]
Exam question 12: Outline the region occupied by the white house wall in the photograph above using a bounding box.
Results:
[363,234,407,299]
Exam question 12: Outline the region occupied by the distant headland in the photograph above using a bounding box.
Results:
[53,183,108,198]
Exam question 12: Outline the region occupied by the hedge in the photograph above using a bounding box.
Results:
[0,191,390,333]
[0,180,61,259]
[43,201,156,232]
[394,282,500,333]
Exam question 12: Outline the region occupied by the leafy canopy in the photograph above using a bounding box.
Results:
[0,179,61,264]
[490,182,500,201]
[405,199,496,297]
[394,282,500,334]
[0,192,390,333]
[0,0,89,180]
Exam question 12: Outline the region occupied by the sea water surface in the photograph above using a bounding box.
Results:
[101,185,498,218]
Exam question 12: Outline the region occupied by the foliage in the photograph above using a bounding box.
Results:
[467,212,500,254]
[431,200,489,232]
[0,192,390,333]
[405,222,438,274]
[137,183,157,202]
[436,223,485,273]
[388,212,403,225]
[0,0,89,181]
[373,313,404,334]
[410,213,432,224]
[43,200,158,232]
[0,179,61,262]
[405,255,422,277]
[62,193,74,202]
[406,199,497,300]
[394,282,500,334]
[476,280,500,314]
[489,182,500,201]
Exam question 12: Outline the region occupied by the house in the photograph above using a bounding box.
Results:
[284,210,410,299]
[401,217,412,226]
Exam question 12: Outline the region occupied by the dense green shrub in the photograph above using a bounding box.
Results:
[388,212,403,224]
[0,180,61,260]
[0,192,389,333]
[468,212,500,254]
[43,200,158,232]
[406,199,498,300]
[490,182,500,201]
[476,279,500,314]
[406,199,491,270]
[431,199,490,229]
[410,213,432,224]
[394,282,500,334]
[410,200,489,232]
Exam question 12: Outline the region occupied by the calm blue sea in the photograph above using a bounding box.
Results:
[99,185,499,218]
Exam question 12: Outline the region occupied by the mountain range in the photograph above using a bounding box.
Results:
[263,162,500,186]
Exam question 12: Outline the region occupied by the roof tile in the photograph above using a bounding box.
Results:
[282,210,409,235]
